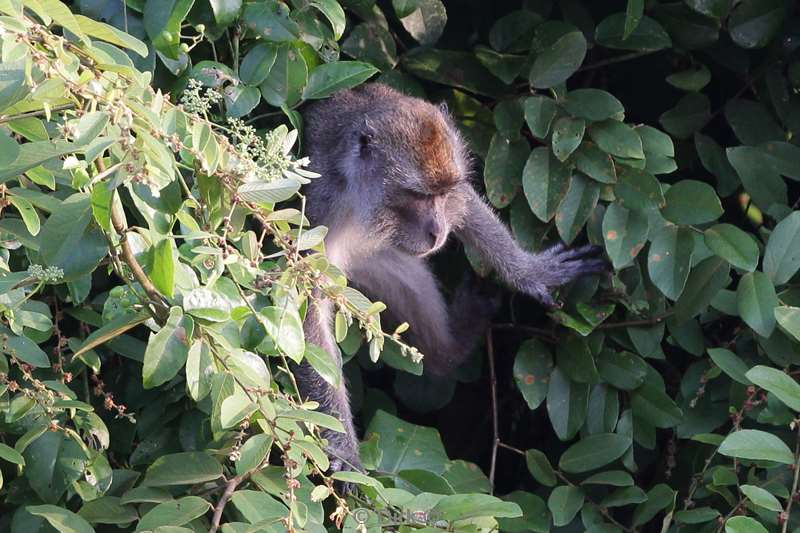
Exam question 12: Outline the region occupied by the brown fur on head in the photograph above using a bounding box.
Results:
[304,83,471,257]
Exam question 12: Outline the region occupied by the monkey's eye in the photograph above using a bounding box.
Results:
[358,133,371,151]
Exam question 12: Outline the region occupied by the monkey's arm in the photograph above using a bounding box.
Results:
[453,186,607,307]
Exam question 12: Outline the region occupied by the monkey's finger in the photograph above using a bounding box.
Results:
[545,242,568,256]
[568,258,611,275]
[534,289,558,308]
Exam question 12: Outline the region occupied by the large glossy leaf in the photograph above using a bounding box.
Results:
[27,505,93,533]
[547,368,589,440]
[529,27,587,89]
[241,0,299,42]
[522,147,571,222]
[398,0,447,46]
[555,173,600,244]
[547,486,584,527]
[366,411,448,474]
[674,256,730,322]
[763,212,800,285]
[143,451,223,486]
[603,203,648,269]
[736,271,778,337]
[661,180,723,225]
[513,339,554,410]
[745,366,800,412]
[142,307,194,389]
[484,134,527,208]
[143,0,194,59]
[718,430,794,464]
[595,14,672,51]
[24,432,86,503]
[303,61,378,100]
[558,433,630,473]
[704,224,758,272]
[648,225,694,301]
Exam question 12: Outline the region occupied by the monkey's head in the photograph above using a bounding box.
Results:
[305,84,471,257]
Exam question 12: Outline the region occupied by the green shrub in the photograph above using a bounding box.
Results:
[0,0,799,531]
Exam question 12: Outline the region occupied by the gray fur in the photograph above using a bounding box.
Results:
[300,83,606,477]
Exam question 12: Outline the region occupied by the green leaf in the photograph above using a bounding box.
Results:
[27,505,94,533]
[142,307,193,389]
[529,28,587,89]
[136,496,211,531]
[551,117,585,162]
[547,368,589,440]
[674,256,730,322]
[240,0,299,42]
[562,89,624,122]
[186,339,214,401]
[209,0,242,26]
[696,133,739,197]
[547,485,584,527]
[0,60,28,111]
[224,85,260,118]
[597,350,648,390]
[236,434,273,476]
[259,43,307,108]
[1,329,50,367]
[661,180,723,225]
[304,344,341,388]
[676,507,720,524]
[728,0,786,49]
[401,48,506,97]
[239,43,278,86]
[648,225,695,300]
[728,146,787,211]
[575,143,617,184]
[238,178,301,204]
[524,96,558,139]
[39,193,108,282]
[78,496,138,525]
[0,129,19,166]
[75,15,148,57]
[595,14,672,51]
[745,365,800,412]
[26,0,89,43]
[601,486,647,507]
[303,61,378,100]
[764,212,800,285]
[775,306,800,342]
[143,451,223,486]
[660,93,711,139]
[633,484,676,527]
[725,99,784,146]
[704,224,759,272]
[558,433,631,473]
[624,0,644,39]
[497,491,549,533]
[718,429,794,464]
[582,470,634,486]
[590,120,644,159]
[261,306,305,362]
[525,449,557,487]
[557,336,599,383]
[725,516,769,533]
[666,64,711,91]
[737,271,778,337]
[366,410,448,475]
[483,134,527,208]
[230,490,287,523]
[342,23,398,72]
[143,0,194,59]
[310,0,346,40]
[8,195,40,236]
[398,0,447,46]
[555,173,600,245]
[513,339,553,410]
[630,384,683,428]
[708,348,751,385]
[740,484,782,512]
[24,432,85,503]
[0,442,25,466]
[432,494,522,521]
[522,147,571,222]
[602,203,648,269]
[151,239,175,298]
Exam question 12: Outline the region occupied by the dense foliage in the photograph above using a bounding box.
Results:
[0,0,800,531]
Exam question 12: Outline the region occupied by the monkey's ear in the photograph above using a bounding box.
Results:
[356,119,376,156]
[438,101,450,115]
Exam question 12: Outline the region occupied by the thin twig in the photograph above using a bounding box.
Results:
[491,323,556,342]
[497,441,633,532]
[487,329,499,493]
[96,159,169,320]
[0,103,75,124]
[781,424,800,533]
[209,474,243,533]
[578,50,658,72]
[597,311,674,330]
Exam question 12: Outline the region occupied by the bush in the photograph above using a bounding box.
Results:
[0,0,799,531]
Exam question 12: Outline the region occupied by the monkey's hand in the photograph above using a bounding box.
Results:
[514,244,608,308]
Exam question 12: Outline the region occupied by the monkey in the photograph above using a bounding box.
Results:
[296,83,607,475]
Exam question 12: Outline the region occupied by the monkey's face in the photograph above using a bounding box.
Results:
[385,188,454,256]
